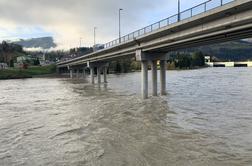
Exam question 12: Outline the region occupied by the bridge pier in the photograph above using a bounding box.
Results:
[141,61,148,99]
[90,67,95,84]
[82,67,86,79]
[103,67,108,83]
[97,67,101,84]
[136,50,169,99]
[88,62,109,84]
[151,60,158,96]
[160,60,167,95]
[70,69,73,79]
[76,69,80,78]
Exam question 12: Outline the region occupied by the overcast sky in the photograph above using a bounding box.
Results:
[0,0,206,49]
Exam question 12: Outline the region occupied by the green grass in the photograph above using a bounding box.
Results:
[0,65,56,80]
[22,65,56,75]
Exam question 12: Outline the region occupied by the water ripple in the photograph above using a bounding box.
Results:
[0,68,252,165]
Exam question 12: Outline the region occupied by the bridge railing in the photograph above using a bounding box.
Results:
[104,0,235,49]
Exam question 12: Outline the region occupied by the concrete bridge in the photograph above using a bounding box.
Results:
[57,0,252,99]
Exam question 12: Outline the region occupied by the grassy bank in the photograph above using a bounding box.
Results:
[0,65,56,80]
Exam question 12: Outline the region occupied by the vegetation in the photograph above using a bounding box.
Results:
[21,65,56,75]
[184,40,252,61]
[170,52,206,69]
[70,47,93,56]
[0,41,26,66]
[0,69,31,79]
[109,58,137,73]
[27,50,66,62]
[0,41,59,79]
[108,52,206,72]
[0,65,56,80]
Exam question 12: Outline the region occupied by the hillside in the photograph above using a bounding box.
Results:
[0,41,26,66]
[185,40,252,61]
[13,37,57,49]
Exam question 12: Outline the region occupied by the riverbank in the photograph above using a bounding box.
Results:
[0,65,56,80]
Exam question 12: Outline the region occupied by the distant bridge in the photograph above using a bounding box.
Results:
[57,0,252,99]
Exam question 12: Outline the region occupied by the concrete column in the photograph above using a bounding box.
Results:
[141,61,148,99]
[70,69,73,79]
[76,70,79,78]
[90,67,95,84]
[56,67,60,74]
[97,67,101,84]
[103,67,108,83]
[151,60,158,96]
[82,68,86,78]
[160,60,167,95]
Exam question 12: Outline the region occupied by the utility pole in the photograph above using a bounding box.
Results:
[119,8,123,43]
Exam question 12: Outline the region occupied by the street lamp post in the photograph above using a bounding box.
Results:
[79,37,82,48]
[119,8,123,43]
[94,27,97,48]
[178,0,181,21]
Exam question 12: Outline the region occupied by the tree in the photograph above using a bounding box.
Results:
[176,54,191,69]
[191,52,205,67]
[33,58,40,66]
[1,41,9,52]
[9,59,14,67]
[0,41,25,66]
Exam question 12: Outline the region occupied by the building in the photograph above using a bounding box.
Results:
[16,55,34,64]
[205,56,252,67]
[0,63,8,70]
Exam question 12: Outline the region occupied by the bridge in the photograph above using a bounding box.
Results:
[57,0,252,99]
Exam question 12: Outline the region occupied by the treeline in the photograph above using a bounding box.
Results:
[108,52,206,73]
[109,57,141,73]
[168,52,206,69]
[70,47,93,56]
[184,40,252,61]
[0,41,25,67]
[0,41,67,67]
[27,50,67,62]
[0,39,206,72]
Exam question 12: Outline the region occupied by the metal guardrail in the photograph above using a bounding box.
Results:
[104,0,235,49]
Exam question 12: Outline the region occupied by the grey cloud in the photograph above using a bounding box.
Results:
[0,0,204,47]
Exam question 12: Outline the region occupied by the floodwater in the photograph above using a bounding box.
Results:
[0,68,252,166]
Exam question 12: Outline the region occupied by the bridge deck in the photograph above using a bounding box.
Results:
[57,0,252,68]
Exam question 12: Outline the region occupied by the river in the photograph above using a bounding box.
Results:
[0,68,252,166]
